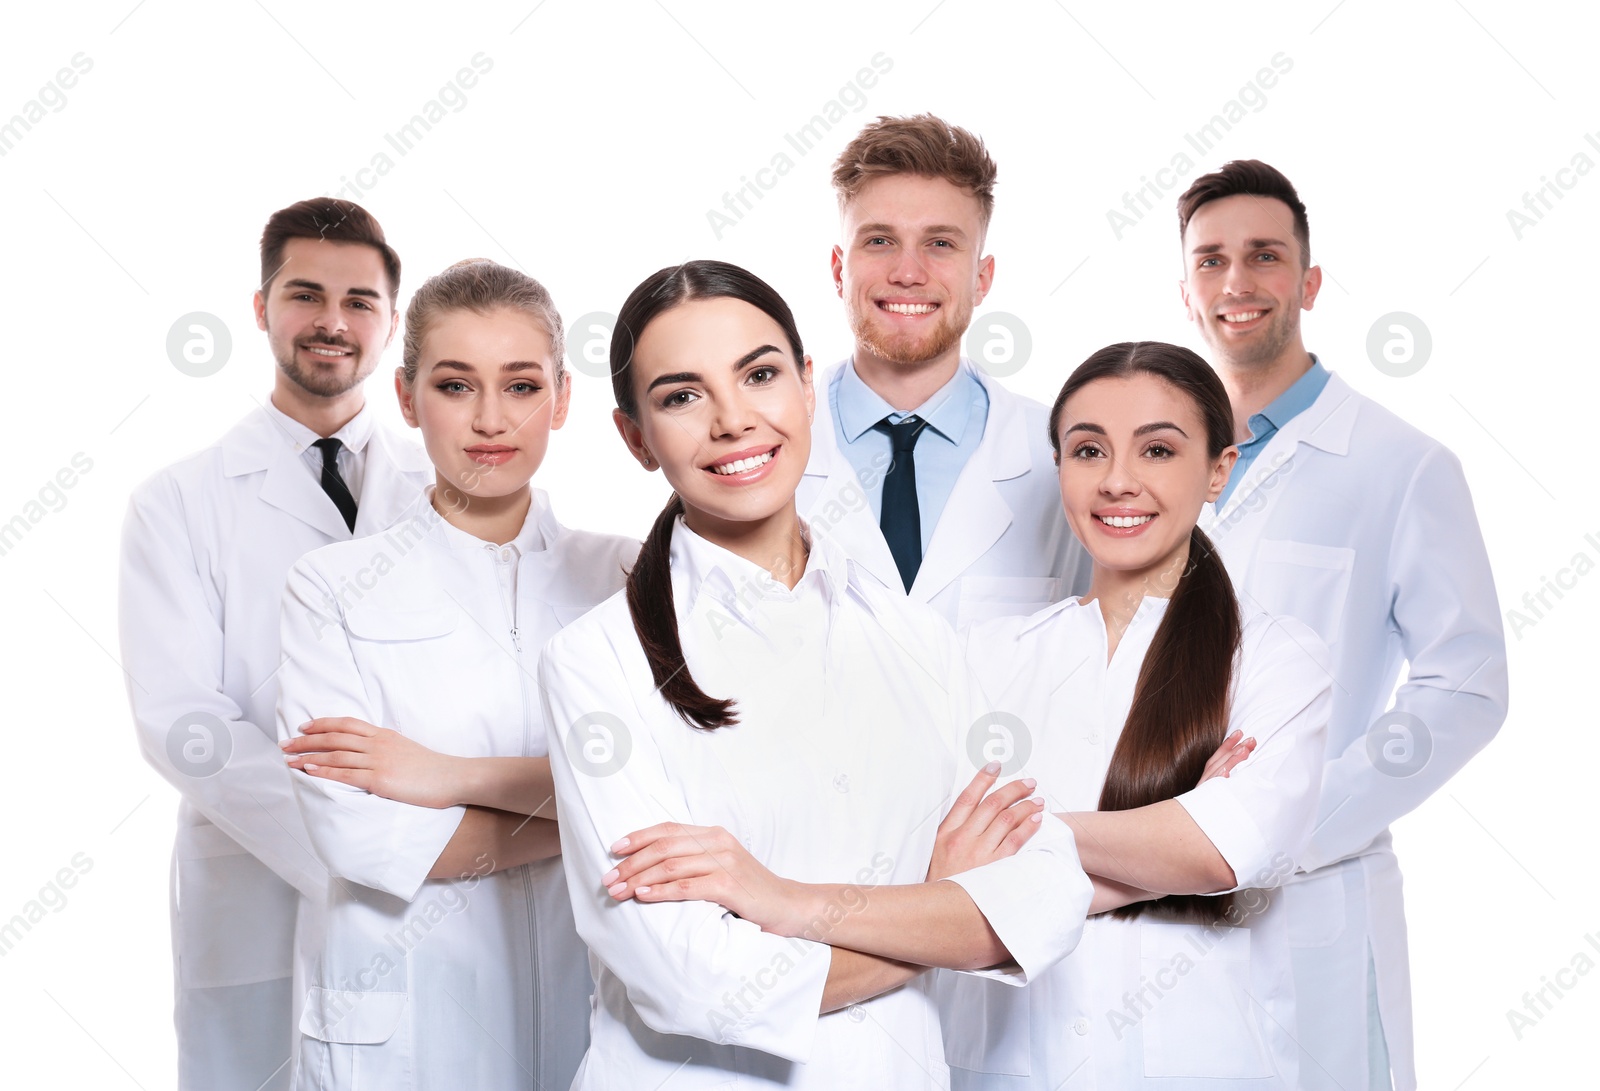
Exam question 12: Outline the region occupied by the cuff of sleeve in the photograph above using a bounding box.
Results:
[378,804,468,901]
[707,930,831,1061]
[1175,781,1270,892]
[944,815,1091,985]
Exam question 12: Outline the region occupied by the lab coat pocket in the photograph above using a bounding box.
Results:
[174,822,297,989]
[1250,540,1354,650]
[344,605,460,643]
[937,970,1033,1076]
[300,985,408,1043]
[955,575,1060,628]
[1139,919,1275,1079]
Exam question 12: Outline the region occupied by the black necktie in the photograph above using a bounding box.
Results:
[312,437,358,532]
[874,416,926,592]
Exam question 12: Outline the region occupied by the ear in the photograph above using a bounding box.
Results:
[253,290,268,332]
[1207,445,1240,502]
[1300,264,1323,312]
[395,368,420,429]
[1178,276,1196,323]
[385,306,400,347]
[801,354,816,422]
[612,408,654,470]
[974,253,995,305]
[830,245,845,298]
[550,374,573,430]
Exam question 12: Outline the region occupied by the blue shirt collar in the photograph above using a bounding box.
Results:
[1245,355,1330,442]
[835,357,983,446]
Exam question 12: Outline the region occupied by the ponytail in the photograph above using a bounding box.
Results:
[1050,342,1245,924]
[610,260,806,732]
[624,494,739,731]
[1096,527,1240,922]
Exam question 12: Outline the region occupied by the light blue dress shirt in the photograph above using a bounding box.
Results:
[831,358,990,555]
[1216,356,1330,506]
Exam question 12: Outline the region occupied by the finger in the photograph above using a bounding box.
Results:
[940,764,1002,833]
[288,750,372,771]
[967,778,1037,830]
[978,795,1044,853]
[614,855,717,895]
[610,833,719,883]
[302,717,379,737]
[297,763,373,790]
[282,732,373,756]
[611,822,717,856]
[997,802,1046,855]
[1220,737,1257,777]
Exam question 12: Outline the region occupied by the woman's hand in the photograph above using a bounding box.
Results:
[603,823,815,936]
[1199,730,1257,785]
[282,717,465,809]
[928,764,1046,883]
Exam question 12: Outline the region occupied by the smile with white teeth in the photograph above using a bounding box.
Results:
[711,451,774,475]
[305,345,351,356]
[1096,514,1154,528]
[1220,311,1264,324]
[880,302,938,315]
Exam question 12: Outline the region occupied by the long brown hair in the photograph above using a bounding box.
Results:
[610,260,808,731]
[1049,341,1241,922]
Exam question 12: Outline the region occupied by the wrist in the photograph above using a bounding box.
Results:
[444,755,478,808]
[772,880,828,941]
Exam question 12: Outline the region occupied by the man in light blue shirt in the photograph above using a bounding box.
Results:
[1214,355,1329,506]
[796,114,1088,627]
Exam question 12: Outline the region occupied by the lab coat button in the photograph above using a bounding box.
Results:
[1074,1016,1090,1035]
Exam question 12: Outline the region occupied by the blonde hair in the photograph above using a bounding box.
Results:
[401,258,565,385]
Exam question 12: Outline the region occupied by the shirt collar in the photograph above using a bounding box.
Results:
[428,486,557,555]
[1247,356,1331,439]
[262,395,377,455]
[835,357,983,445]
[669,516,846,627]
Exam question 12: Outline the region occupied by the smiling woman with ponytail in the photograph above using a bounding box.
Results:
[535,259,1095,1090]
[943,341,1334,1090]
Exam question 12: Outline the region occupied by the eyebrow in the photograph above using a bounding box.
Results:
[645,344,782,392]
[1190,237,1289,256]
[431,359,547,374]
[282,277,383,300]
[1062,421,1190,438]
[855,222,969,240]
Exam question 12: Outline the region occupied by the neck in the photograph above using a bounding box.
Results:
[271,380,365,438]
[683,501,809,589]
[851,348,961,413]
[1216,347,1315,443]
[1079,539,1189,660]
[432,479,534,547]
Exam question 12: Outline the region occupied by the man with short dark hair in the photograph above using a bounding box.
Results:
[119,199,430,1091]
[1177,160,1508,1091]
[798,114,1088,627]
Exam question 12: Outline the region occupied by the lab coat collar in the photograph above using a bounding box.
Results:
[218,401,431,540]
[427,486,558,555]
[669,516,850,632]
[261,393,377,456]
[1012,588,1169,637]
[1205,368,1361,528]
[802,359,1030,601]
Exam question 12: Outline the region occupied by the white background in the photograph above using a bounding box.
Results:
[0,2,1593,1087]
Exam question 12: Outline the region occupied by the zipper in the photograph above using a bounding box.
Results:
[489,542,544,1076]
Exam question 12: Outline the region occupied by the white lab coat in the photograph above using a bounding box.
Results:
[272,489,633,1087]
[275,487,637,1090]
[118,404,432,1091]
[540,518,1094,1090]
[797,360,1091,629]
[942,597,1331,1089]
[1200,370,1509,1091]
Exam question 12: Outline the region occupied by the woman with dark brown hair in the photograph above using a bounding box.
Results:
[943,341,1332,1090]
[537,259,1097,1089]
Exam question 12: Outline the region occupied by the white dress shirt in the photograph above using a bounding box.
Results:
[264,393,372,500]
[943,596,1331,1090]
[541,518,1093,1090]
